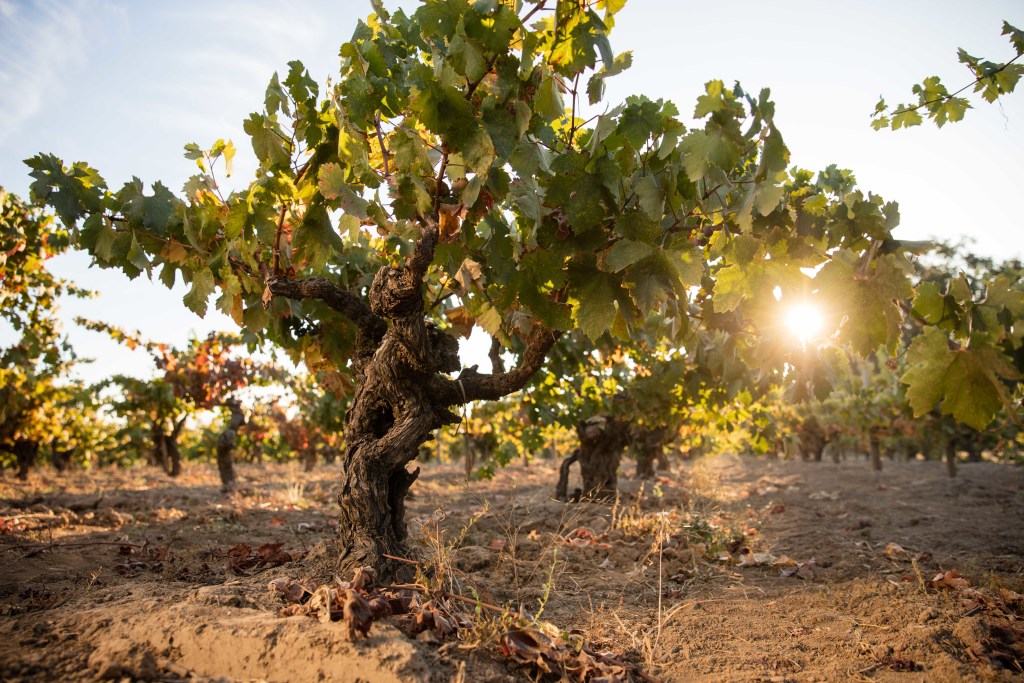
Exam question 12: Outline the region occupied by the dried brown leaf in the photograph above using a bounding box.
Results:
[256,542,292,565]
[267,577,315,604]
[342,588,373,640]
[350,566,377,590]
[500,629,557,673]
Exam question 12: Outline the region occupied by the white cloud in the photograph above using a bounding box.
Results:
[0,0,90,146]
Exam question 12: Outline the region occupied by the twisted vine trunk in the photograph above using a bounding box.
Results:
[150,418,185,476]
[14,439,39,480]
[945,441,958,478]
[269,221,558,578]
[164,432,183,477]
[149,423,167,468]
[634,426,669,479]
[302,447,317,472]
[869,431,883,472]
[555,416,630,501]
[216,401,245,492]
[51,447,74,472]
[797,417,826,462]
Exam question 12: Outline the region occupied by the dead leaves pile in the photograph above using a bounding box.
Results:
[500,628,651,682]
[269,567,465,642]
[929,570,1023,617]
[220,541,296,576]
[269,567,658,682]
[928,569,1024,670]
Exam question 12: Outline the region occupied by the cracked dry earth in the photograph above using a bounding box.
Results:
[1,453,1022,682]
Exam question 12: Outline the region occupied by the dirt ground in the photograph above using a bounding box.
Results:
[1,453,1022,682]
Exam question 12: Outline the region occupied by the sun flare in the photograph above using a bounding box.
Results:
[785,303,824,346]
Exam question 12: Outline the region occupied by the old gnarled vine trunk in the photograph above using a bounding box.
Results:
[555,415,631,501]
[149,418,185,476]
[269,221,558,577]
[216,400,245,492]
[633,426,669,479]
[798,417,826,462]
[14,438,39,480]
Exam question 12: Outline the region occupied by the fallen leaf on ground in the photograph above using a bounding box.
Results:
[781,560,820,580]
[885,542,908,558]
[931,569,971,590]
[268,577,315,604]
[563,527,611,549]
[738,550,776,566]
[342,588,373,640]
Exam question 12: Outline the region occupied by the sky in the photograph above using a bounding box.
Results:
[1,0,1022,385]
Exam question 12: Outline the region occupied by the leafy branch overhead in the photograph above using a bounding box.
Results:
[27,2,910,359]
[873,21,1024,130]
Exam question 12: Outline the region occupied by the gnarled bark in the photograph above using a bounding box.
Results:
[216,400,245,492]
[633,426,669,479]
[302,446,317,472]
[164,418,186,477]
[14,439,39,480]
[149,417,185,476]
[555,449,580,502]
[51,446,74,472]
[555,415,630,501]
[269,220,559,578]
[149,423,167,468]
[797,416,826,462]
[869,431,883,472]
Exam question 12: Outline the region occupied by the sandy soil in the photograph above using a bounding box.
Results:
[1,453,1022,682]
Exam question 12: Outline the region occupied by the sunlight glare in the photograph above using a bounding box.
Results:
[785,303,824,346]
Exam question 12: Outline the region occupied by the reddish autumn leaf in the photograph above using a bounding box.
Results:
[226,543,251,559]
[256,542,292,565]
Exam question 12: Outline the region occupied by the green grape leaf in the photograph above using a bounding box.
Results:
[711,264,747,313]
[293,205,342,270]
[318,163,369,218]
[818,252,913,355]
[605,239,653,272]
[679,130,736,182]
[902,328,1016,430]
[634,174,663,220]
[243,113,290,167]
[122,181,178,235]
[183,268,216,317]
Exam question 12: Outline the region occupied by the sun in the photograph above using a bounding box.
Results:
[784,303,824,347]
